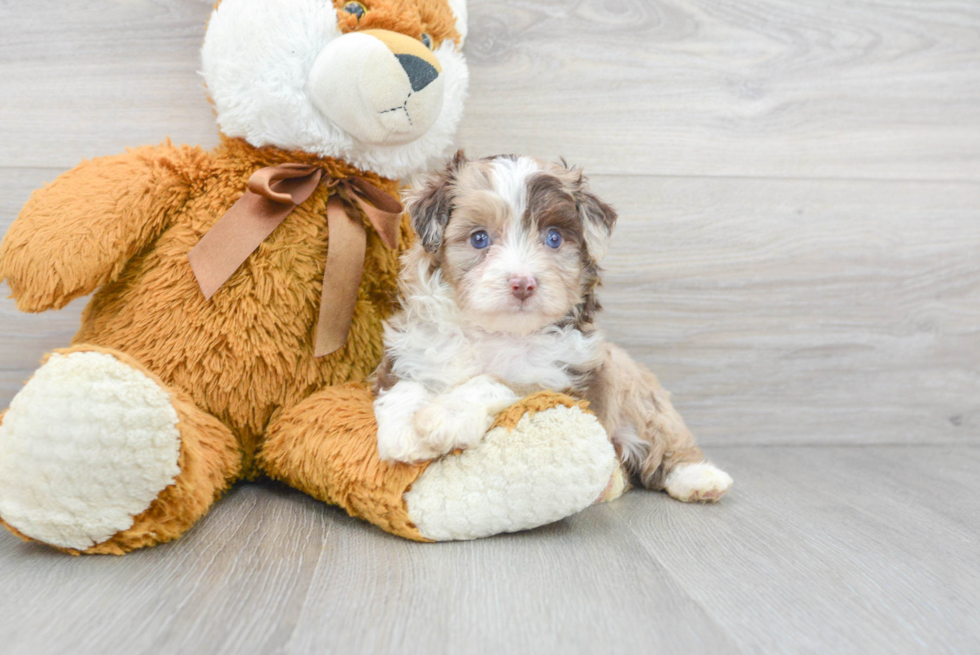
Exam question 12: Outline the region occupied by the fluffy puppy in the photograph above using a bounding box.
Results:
[373,152,732,502]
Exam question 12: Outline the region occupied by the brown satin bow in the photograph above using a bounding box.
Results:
[188,163,404,357]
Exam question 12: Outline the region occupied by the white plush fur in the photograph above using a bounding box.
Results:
[201,0,469,180]
[405,404,616,540]
[0,352,181,550]
[447,0,468,42]
[664,463,734,503]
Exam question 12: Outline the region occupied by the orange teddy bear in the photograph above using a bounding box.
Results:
[0,0,626,555]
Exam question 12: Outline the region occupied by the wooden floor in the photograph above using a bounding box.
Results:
[1,446,978,654]
[0,1,978,653]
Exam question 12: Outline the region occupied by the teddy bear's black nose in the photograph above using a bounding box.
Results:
[395,54,439,92]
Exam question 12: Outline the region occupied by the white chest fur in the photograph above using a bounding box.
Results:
[384,316,603,394]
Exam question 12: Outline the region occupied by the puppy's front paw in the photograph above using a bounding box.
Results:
[377,422,445,464]
[413,398,493,458]
[664,462,733,503]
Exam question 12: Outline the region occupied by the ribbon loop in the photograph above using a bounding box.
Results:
[188,163,404,357]
[337,178,404,250]
[247,163,321,204]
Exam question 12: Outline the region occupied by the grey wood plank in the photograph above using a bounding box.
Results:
[0,447,977,655]
[0,0,219,168]
[2,169,976,446]
[588,175,980,446]
[614,445,980,655]
[0,1,976,654]
[1,1,978,180]
[460,0,980,180]
[0,484,332,655]
[0,487,741,655]
[282,506,739,655]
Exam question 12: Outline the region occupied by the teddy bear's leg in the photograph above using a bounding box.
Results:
[0,345,242,554]
[259,384,628,542]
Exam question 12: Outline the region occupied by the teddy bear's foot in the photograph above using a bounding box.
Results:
[0,346,241,554]
[260,385,625,543]
[404,393,619,541]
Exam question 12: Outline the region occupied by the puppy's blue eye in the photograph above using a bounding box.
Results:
[545,228,563,249]
[420,33,433,49]
[470,230,490,249]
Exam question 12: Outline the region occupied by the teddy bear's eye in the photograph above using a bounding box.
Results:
[420,33,433,49]
[343,1,366,20]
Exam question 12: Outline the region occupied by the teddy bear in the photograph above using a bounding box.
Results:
[0,0,627,555]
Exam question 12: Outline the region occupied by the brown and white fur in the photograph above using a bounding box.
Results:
[373,152,732,502]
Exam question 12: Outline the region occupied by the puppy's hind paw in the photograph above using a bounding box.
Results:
[664,462,733,503]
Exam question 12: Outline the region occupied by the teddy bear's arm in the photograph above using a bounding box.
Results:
[0,143,208,312]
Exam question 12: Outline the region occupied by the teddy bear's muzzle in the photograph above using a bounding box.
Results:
[307,29,445,147]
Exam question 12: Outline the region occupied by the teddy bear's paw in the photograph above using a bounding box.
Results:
[413,397,494,456]
[404,402,617,541]
[664,462,733,503]
[0,351,181,550]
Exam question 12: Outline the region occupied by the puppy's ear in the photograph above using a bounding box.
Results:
[407,150,468,253]
[564,164,617,261]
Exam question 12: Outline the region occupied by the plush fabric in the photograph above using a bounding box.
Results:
[1,137,407,475]
[0,344,242,555]
[260,388,627,542]
[404,395,619,541]
[203,0,470,180]
[0,349,181,551]
[0,0,624,554]
[0,135,625,552]
[260,383,432,541]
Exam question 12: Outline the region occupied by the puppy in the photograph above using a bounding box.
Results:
[372,152,732,503]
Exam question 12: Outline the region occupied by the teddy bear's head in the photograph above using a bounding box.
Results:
[202,0,469,180]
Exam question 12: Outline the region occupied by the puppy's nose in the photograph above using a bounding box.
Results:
[396,54,439,92]
[510,276,537,301]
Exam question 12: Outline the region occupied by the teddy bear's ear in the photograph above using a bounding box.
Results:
[407,150,468,253]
